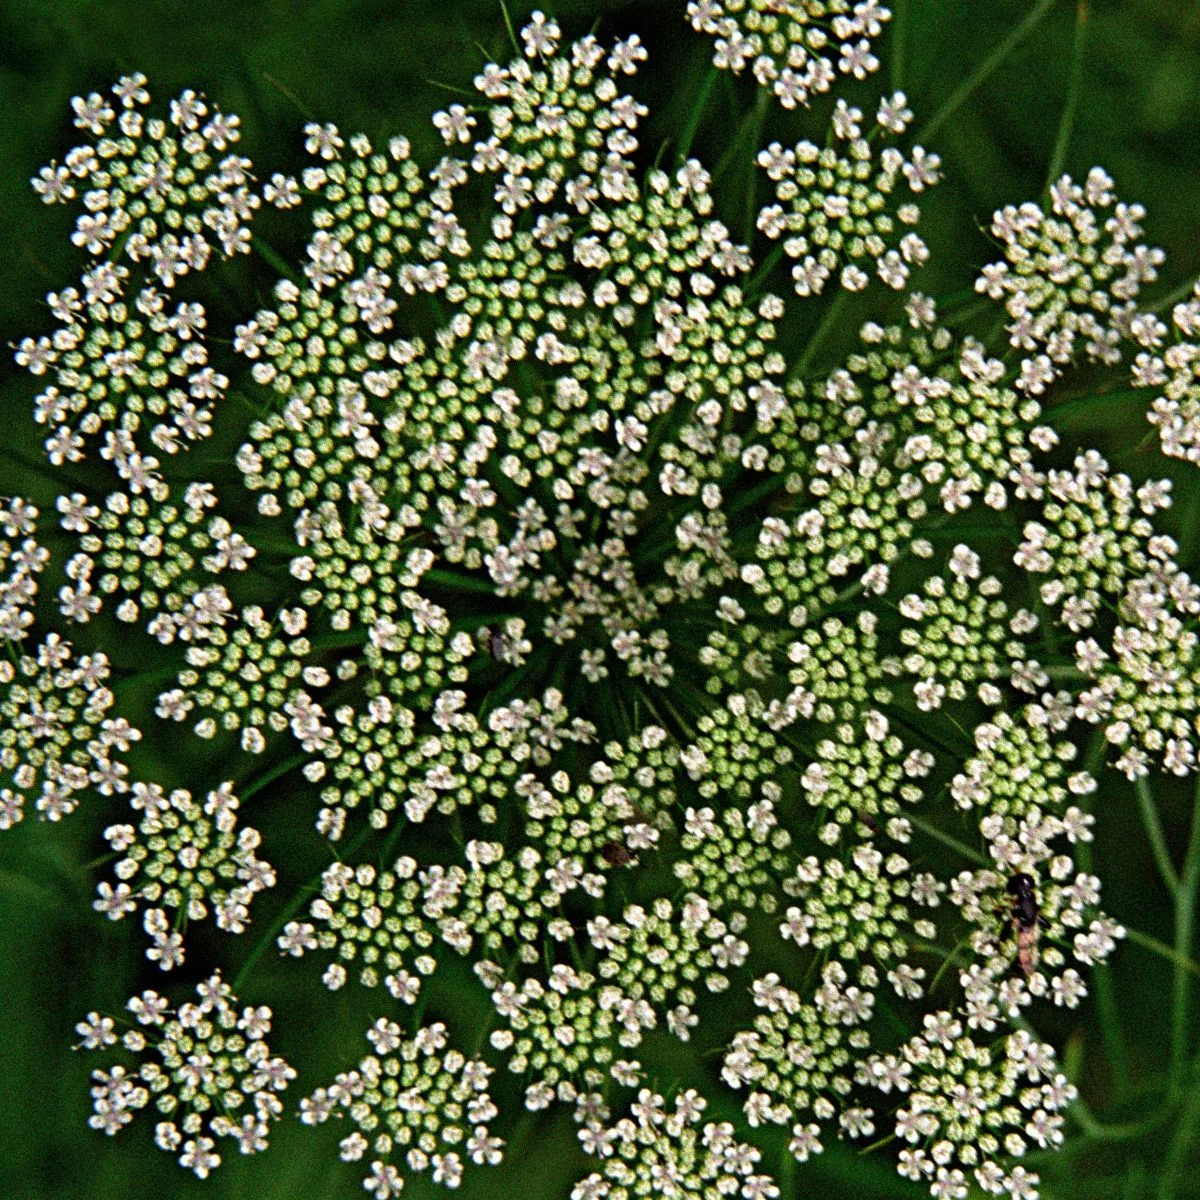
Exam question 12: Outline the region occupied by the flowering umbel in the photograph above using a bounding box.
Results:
[5,7,1197,1199]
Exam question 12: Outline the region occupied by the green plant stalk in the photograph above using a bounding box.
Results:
[1044,0,1089,190]
[889,0,907,92]
[1158,1056,1200,1200]
[1077,732,1130,1096]
[675,65,719,168]
[1169,775,1200,1096]
[915,0,1057,142]
[1134,776,1180,894]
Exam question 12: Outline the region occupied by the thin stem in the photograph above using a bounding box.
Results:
[725,472,786,515]
[424,567,501,595]
[1075,733,1129,1094]
[1044,385,1150,426]
[1134,777,1180,894]
[232,883,319,994]
[1169,775,1200,1093]
[713,87,768,183]
[81,850,121,872]
[251,234,299,283]
[915,0,1057,143]
[1158,1057,1200,1200]
[1124,926,1200,980]
[675,66,720,168]
[1090,964,1129,1098]
[497,0,519,56]
[858,1131,897,1155]
[232,823,373,992]
[260,72,313,120]
[889,0,908,92]
[793,288,850,379]
[745,240,786,295]
[424,78,476,98]
[1044,0,1089,189]
[924,933,974,994]
[240,754,308,803]
[1153,278,1199,316]
[1042,664,1087,683]
[905,812,988,866]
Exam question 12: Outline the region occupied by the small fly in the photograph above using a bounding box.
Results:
[1005,872,1043,977]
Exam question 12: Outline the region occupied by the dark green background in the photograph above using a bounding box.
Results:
[2,1,1200,1197]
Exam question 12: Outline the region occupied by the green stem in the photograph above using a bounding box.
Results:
[260,71,314,120]
[915,0,1057,143]
[745,240,786,296]
[1134,777,1180,894]
[1169,776,1200,1093]
[858,1131,897,1156]
[1044,0,1089,189]
[725,472,786,515]
[889,0,908,92]
[497,0,519,56]
[1042,663,1087,683]
[905,812,988,866]
[232,823,373,992]
[675,66,720,167]
[1152,274,1199,315]
[1069,1097,1176,1143]
[1124,926,1200,980]
[1044,385,1149,427]
[713,87,767,182]
[240,753,309,803]
[424,567,499,594]
[923,932,974,995]
[252,234,300,283]
[1077,733,1129,1095]
[793,288,850,379]
[1158,1057,1200,1200]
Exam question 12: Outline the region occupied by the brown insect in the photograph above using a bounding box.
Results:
[599,841,635,867]
[1005,872,1043,977]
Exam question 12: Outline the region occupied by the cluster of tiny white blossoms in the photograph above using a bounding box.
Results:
[76,972,294,1175]
[299,1020,503,1197]
[974,167,1164,394]
[1140,279,1200,462]
[757,93,938,295]
[572,1088,776,1199]
[16,73,253,459]
[4,6,1197,1198]
[688,0,890,109]
[95,780,275,965]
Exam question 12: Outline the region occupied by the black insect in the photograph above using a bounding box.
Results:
[599,841,635,868]
[1005,872,1042,977]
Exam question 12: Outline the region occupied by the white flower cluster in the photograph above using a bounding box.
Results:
[975,168,1164,394]
[689,0,890,108]
[572,1087,776,1199]
[300,1021,503,1196]
[78,973,294,1177]
[19,74,255,461]
[866,1026,1069,1199]
[95,780,275,966]
[1140,279,1200,462]
[5,7,1198,1200]
[1,628,129,826]
[757,95,937,295]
